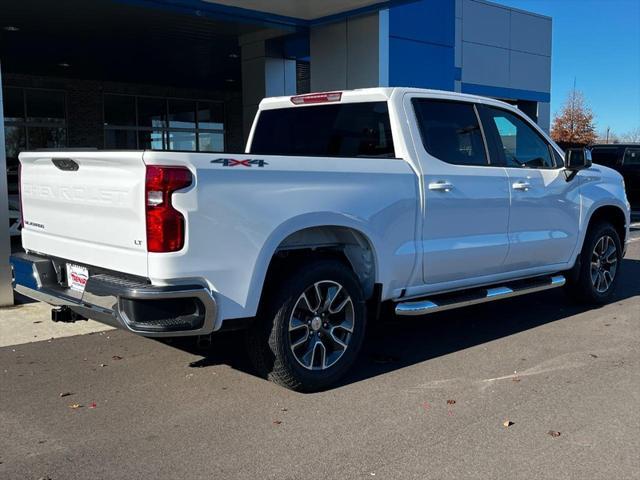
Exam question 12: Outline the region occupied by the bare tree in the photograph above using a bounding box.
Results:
[620,127,640,143]
[551,88,597,146]
[596,127,619,144]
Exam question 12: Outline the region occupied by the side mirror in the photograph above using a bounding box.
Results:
[565,148,593,171]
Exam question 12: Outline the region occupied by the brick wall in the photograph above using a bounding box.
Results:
[3,73,244,152]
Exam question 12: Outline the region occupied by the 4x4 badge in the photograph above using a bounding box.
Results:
[211,158,268,167]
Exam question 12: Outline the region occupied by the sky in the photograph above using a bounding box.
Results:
[497,0,640,136]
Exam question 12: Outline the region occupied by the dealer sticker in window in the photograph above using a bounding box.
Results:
[66,264,89,293]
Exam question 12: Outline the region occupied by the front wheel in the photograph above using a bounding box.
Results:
[246,259,367,392]
[566,222,622,305]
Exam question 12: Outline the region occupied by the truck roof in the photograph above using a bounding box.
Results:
[258,87,517,111]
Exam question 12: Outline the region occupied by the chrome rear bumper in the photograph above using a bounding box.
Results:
[10,252,217,337]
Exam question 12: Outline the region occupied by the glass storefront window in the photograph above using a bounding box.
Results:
[104,94,225,152]
[138,130,165,150]
[26,90,65,124]
[2,87,68,199]
[3,88,25,123]
[104,94,136,127]
[198,132,225,152]
[197,101,224,130]
[169,100,196,129]
[168,131,197,151]
[105,129,137,149]
[138,97,167,129]
[28,127,66,150]
[4,126,26,160]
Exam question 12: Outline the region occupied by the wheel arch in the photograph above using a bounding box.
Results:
[246,213,381,317]
[585,204,628,246]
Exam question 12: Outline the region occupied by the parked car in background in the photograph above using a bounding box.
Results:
[590,144,640,209]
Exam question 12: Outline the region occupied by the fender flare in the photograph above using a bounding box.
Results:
[243,212,381,316]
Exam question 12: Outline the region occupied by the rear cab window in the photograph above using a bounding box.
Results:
[249,102,395,158]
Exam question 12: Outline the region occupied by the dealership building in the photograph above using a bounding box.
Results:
[0,0,552,302]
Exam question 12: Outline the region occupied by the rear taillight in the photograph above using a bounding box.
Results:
[290,92,342,105]
[145,166,192,253]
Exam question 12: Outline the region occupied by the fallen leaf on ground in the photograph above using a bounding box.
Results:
[503,420,514,427]
[112,355,123,360]
[547,430,561,437]
[69,404,82,409]
[446,399,456,405]
[59,392,73,398]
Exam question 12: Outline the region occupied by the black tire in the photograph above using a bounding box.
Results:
[246,259,367,392]
[565,221,622,305]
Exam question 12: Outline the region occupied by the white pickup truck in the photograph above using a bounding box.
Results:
[12,88,630,391]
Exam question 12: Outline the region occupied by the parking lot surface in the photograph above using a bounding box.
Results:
[1,228,639,480]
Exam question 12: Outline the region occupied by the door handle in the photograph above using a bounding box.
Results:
[428,181,454,192]
[512,181,531,191]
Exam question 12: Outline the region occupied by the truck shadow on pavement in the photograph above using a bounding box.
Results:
[171,257,640,392]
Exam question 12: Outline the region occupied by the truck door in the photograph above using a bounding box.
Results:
[477,105,581,270]
[408,96,511,285]
[621,147,640,208]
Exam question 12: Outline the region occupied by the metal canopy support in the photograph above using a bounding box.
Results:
[0,65,15,306]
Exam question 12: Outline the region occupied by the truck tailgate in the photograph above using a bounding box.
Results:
[19,151,148,277]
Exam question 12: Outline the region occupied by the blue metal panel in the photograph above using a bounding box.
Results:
[461,83,550,103]
[389,38,455,90]
[387,0,456,90]
[389,0,455,47]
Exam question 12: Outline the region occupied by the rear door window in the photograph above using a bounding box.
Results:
[412,99,488,166]
[250,102,395,158]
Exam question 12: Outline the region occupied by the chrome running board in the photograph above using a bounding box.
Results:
[395,275,566,316]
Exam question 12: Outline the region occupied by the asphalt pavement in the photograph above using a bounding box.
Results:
[1,229,639,480]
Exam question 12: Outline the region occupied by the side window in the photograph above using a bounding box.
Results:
[412,99,488,166]
[480,106,555,169]
[623,148,640,166]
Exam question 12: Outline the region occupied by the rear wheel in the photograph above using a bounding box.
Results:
[566,222,622,304]
[247,259,367,392]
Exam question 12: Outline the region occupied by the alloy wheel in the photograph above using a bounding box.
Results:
[288,280,355,370]
[590,235,618,294]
